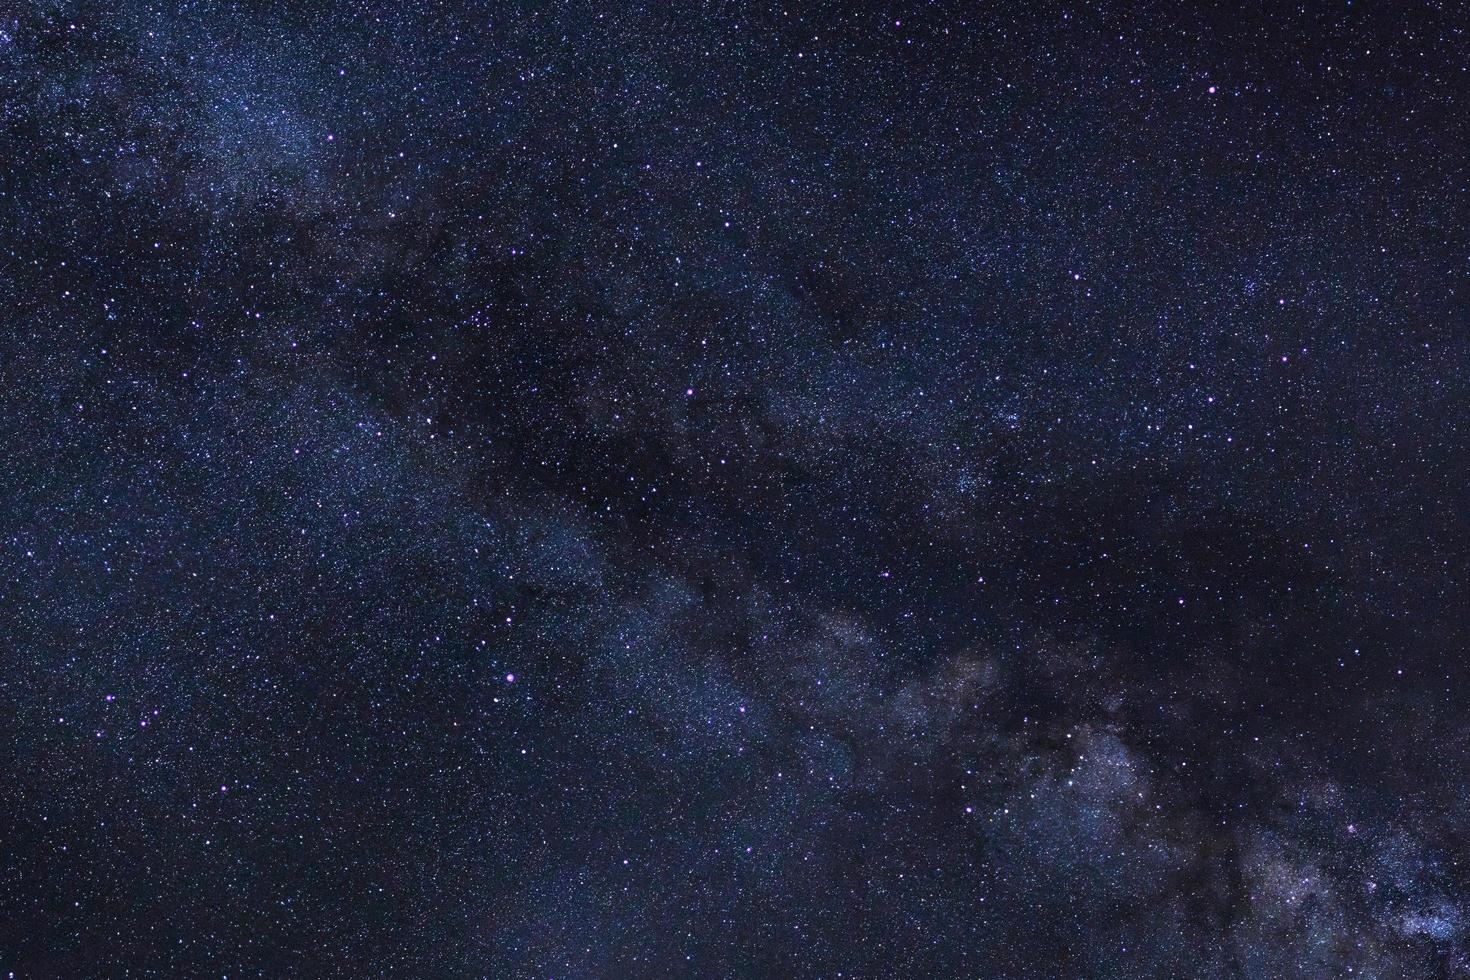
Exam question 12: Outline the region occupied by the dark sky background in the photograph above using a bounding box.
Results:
[4,1,1470,977]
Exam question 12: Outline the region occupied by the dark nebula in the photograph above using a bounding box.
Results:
[4,2,1470,976]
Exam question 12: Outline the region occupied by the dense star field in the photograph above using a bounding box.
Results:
[4,1,1470,976]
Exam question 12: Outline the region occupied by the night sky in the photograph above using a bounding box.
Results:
[4,2,1470,977]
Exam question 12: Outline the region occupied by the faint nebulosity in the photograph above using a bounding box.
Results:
[4,2,1470,977]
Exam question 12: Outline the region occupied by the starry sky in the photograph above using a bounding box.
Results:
[3,1,1470,977]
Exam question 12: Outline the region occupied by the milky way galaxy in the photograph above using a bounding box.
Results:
[4,2,1470,977]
